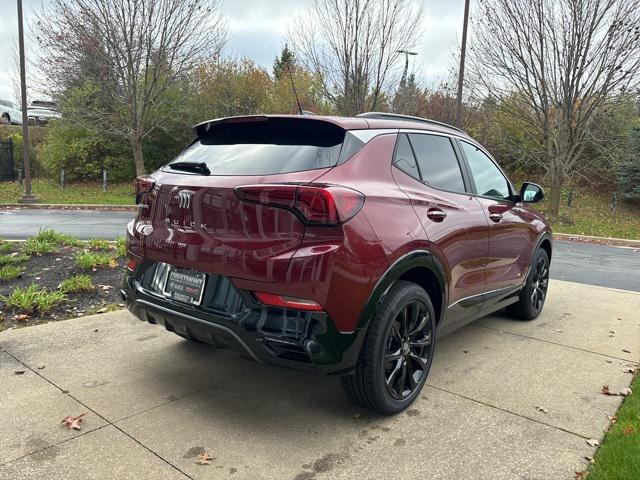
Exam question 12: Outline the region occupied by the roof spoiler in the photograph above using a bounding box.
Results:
[193,115,270,137]
[356,112,466,134]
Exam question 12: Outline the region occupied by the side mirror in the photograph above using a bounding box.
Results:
[520,182,544,203]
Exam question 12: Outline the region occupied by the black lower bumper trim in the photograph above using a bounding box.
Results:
[134,299,263,363]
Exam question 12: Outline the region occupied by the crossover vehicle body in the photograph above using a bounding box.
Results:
[0,99,22,125]
[123,113,552,414]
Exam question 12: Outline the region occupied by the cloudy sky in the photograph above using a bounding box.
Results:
[0,0,464,103]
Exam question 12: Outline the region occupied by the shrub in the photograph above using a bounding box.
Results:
[0,240,13,254]
[0,253,29,266]
[0,284,66,314]
[59,274,94,293]
[115,237,127,258]
[85,238,111,251]
[23,229,81,255]
[75,251,114,270]
[0,265,24,281]
[23,238,58,256]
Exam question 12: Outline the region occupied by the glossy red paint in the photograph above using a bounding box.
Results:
[127,114,551,337]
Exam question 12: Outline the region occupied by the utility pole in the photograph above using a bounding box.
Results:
[397,49,418,87]
[17,0,37,203]
[455,0,470,129]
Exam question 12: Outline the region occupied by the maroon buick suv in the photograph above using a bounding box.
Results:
[123,113,552,414]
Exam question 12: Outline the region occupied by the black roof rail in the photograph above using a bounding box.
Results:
[356,112,466,134]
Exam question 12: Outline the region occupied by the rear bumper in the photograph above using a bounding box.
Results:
[122,266,365,375]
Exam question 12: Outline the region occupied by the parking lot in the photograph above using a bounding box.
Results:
[1,277,638,480]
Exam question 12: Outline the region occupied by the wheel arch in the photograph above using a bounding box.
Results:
[356,250,447,332]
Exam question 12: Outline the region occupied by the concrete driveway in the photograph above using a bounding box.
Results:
[1,279,639,480]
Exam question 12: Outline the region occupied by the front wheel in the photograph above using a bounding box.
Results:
[506,248,550,320]
[341,281,436,415]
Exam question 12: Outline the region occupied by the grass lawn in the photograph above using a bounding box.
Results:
[588,372,640,479]
[0,179,134,205]
[540,189,640,240]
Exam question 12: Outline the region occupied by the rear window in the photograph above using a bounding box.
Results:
[165,118,361,176]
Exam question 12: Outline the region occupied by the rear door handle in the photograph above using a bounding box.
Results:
[427,208,447,222]
[489,213,503,223]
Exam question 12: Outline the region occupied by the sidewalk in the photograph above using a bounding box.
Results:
[1,279,638,479]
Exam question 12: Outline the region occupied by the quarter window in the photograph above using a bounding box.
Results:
[408,134,466,193]
[460,141,510,200]
[392,134,420,181]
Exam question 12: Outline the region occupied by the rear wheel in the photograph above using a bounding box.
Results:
[506,248,550,320]
[341,281,436,415]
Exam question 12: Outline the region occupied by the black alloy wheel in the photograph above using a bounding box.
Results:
[530,254,549,314]
[384,299,433,400]
[341,281,436,415]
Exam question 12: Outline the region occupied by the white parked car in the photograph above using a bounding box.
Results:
[27,100,61,126]
[0,99,22,125]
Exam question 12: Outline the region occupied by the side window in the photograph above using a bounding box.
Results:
[408,134,466,192]
[392,133,420,181]
[460,141,510,200]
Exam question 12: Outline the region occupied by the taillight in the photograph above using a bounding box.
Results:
[253,292,323,311]
[235,184,364,226]
[134,176,155,202]
[134,176,156,217]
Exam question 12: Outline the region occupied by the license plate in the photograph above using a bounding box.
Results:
[163,267,206,305]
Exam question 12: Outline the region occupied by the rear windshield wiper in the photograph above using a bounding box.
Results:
[167,161,211,175]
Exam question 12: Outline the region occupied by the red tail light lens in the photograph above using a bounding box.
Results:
[235,184,364,226]
[134,176,156,196]
[253,292,324,311]
[134,176,156,217]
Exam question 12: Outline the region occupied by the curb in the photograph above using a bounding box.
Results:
[554,233,640,248]
[0,204,136,212]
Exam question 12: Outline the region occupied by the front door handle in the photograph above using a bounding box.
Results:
[427,208,447,222]
[489,212,503,223]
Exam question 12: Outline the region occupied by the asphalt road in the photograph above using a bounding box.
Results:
[0,208,133,240]
[1,208,638,292]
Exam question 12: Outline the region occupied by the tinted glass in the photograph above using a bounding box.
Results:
[166,118,348,176]
[460,141,510,200]
[408,134,465,192]
[392,134,420,180]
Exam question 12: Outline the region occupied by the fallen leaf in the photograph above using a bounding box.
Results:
[13,314,29,322]
[586,438,599,447]
[96,308,108,314]
[620,387,632,396]
[553,329,563,333]
[623,425,635,436]
[61,413,86,431]
[584,456,594,463]
[601,385,618,396]
[196,452,213,465]
[37,365,45,370]
[605,359,613,364]
[101,285,112,291]
[575,471,588,480]
[608,330,615,334]
[14,370,25,375]
[608,415,618,424]
[623,349,631,353]
[536,406,549,414]
[623,367,638,374]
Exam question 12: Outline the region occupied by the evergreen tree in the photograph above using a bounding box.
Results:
[618,125,640,202]
[273,44,295,81]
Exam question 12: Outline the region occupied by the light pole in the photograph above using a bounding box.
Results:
[17,0,36,203]
[397,50,418,87]
[455,0,471,129]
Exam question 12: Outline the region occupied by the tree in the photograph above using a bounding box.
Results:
[34,0,227,177]
[469,0,640,216]
[273,44,296,81]
[290,0,424,116]
[392,73,423,115]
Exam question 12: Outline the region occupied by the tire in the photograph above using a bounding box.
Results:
[506,248,550,320]
[341,280,436,415]
[0,114,9,125]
